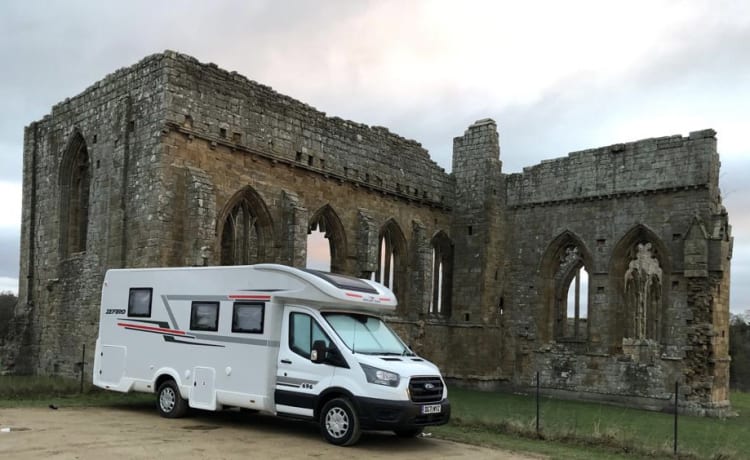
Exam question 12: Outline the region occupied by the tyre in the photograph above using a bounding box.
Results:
[320,397,361,446]
[394,427,423,438]
[156,380,188,418]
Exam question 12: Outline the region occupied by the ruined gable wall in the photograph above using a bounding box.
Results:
[502,130,731,413]
[6,54,170,376]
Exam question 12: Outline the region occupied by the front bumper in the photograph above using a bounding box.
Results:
[354,396,450,431]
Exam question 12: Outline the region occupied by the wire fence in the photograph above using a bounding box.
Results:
[531,371,684,456]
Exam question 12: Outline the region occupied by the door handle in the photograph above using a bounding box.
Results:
[281,359,292,364]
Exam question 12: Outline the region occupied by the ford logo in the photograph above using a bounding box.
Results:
[424,383,435,390]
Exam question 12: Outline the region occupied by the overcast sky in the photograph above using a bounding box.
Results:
[1,0,748,314]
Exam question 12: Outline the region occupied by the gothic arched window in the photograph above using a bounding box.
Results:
[219,187,273,265]
[60,132,90,257]
[307,205,347,273]
[374,220,406,297]
[554,246,589,340]
[539,231,593,343]
[429,231,453,316]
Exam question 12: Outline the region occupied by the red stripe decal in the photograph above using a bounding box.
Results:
[345,292,363,298]
[379,297,391,302]
[229,294,271,300]
[117,322,186,336]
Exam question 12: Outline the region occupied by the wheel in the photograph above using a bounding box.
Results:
[157,380,188,418]
[320,398,361,446]
[394,427,423,438]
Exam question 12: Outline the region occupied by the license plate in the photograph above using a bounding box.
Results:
[421,404,442,415]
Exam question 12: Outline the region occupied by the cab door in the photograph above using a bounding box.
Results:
[275,307,336,417]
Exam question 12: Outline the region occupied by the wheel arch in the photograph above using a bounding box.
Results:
[154,368,185,397]
[315,387,356,419]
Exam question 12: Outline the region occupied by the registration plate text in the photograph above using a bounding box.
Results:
[421,404,442,415]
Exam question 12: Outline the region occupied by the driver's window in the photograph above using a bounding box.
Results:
[289,312,330,359]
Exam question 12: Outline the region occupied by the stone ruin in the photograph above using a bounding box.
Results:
[0,51,733,415]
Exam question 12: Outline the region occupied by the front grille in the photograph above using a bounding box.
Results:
[409,376,444,403]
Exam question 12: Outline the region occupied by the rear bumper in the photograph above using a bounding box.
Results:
[355,396,450,431]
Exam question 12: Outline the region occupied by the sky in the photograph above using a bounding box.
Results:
[0,0,748,314]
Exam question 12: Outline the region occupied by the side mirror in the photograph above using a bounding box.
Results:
[311,340,327,364]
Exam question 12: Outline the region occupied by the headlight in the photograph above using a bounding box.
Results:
[360,363,400,387]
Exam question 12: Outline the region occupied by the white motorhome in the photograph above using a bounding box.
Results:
[93,264,450,445]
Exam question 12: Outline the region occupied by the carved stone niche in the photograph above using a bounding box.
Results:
[624,242,663,341]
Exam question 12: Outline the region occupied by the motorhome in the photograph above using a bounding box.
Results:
[93,264,450,445]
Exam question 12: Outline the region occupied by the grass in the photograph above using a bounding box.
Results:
[432,387,750,459]
[0,375,153,408]
[0,375,87,399]
[1,376,748,459]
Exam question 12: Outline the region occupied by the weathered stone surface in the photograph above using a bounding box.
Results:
[1,51,733,416]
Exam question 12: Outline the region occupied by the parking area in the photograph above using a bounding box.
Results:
[0,405,541,459]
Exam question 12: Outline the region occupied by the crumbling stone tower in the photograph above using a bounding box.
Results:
[1,51,732,415]
[451,119,505,325]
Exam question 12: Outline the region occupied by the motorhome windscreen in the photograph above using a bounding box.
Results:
[323,313,412,355]
[302,269,378,294]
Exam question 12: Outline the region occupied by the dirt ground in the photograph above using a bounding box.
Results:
[0,404,541,459]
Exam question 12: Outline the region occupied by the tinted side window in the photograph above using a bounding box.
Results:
[190,302,219,331]
[289,312,331,358]
[232,302,264,333]
[128,288,152,317]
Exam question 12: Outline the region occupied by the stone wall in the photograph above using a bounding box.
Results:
[388,319,506,381]
[506,130,721,207]
[162,52,454,210]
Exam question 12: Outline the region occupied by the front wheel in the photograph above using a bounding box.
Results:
[156,380,188,418]
[320,398,361,446]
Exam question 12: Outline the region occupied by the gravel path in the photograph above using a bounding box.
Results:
[0,405,543,459]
